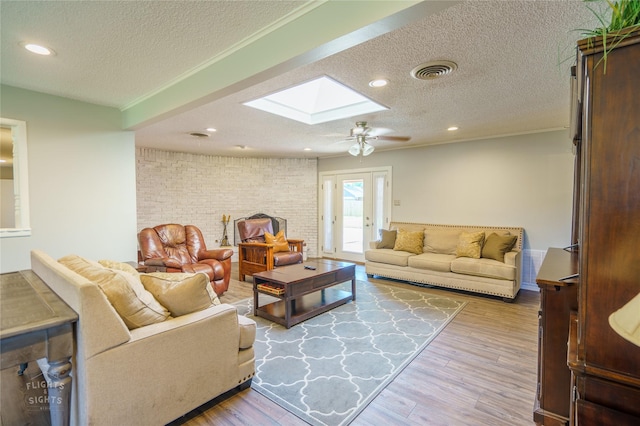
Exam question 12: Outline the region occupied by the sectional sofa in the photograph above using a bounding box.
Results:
[365,222,524,301]
[30,250,256,426]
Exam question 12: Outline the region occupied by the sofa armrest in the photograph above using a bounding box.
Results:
[128,304,253,349]
[369,240,381,249]
[237,315,256,349]
[504,250,521,268]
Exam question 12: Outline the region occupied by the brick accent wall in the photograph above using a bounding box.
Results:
[136,148,318,257]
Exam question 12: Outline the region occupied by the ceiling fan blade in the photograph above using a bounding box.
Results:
[377,135,411,142]
[367,127,394,137]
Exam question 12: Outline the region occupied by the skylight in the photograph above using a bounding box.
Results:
[243,76,388,125]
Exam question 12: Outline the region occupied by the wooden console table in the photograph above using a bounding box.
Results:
[533,247,579,426]
[1,270,77,426]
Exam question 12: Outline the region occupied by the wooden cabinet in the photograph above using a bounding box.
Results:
[534,248,578,426]
[567,29,640,425]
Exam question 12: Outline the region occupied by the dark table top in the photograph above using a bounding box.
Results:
[1,270,77,339]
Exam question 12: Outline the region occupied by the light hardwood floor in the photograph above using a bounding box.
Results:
[170,262,540,426]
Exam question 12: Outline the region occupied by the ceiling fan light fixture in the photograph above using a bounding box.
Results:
[348,143,361,156]
[362,143,375,156]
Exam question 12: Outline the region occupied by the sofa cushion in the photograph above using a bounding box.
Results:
[59,254,170,329]
[365,249,414,267]
[377,229,397,249]
[451,257,516,281]
[455,231,485,259]
[98,259,139,276]
[423,228,462,255]
[140,272,220,317]
[481,232,518,262]
[393,229,424,254]
[407,253,455,272]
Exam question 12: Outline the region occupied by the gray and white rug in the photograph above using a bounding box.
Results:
[234,280,466,426]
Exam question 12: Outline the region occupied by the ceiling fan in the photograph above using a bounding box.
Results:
[342,121,410,157]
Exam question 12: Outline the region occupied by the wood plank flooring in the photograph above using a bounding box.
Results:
[170,262,540,426]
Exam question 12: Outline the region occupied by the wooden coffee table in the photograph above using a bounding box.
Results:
[252,260,356,328]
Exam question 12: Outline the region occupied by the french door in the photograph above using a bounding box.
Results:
[319,167,391,263]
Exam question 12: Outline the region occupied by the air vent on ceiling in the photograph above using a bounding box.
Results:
[410,60,458,80]
[189,132,209,138]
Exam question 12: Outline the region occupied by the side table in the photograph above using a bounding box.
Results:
[1,270,78,426]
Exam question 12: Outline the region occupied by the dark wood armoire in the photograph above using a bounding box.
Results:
[535,29,640,426]
[567,29,640,424]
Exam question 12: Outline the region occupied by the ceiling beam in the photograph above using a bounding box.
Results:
[121,1,458,130]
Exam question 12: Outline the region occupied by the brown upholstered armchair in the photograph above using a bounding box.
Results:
[235,214,303,281]
[138,224,233,295]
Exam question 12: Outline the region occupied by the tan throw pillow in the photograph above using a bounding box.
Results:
[424,228,462,255]
[377,229,397,249]
[98,259,139,276]
[481,232,517,262]
[265,230,290,253]
[393,229,424,254]
[140,272,220,317]
[456,231,486,259]
[59,254,169,329]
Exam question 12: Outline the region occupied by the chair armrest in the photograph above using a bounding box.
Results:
[238,242,274,249]
[199,248,233,261]
[144,257,166,266]
[286,239,304,252]
[144,257,182,269]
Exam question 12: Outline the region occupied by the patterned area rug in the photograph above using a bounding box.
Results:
[234,280,466,426]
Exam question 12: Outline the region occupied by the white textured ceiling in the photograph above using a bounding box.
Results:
[1,0,600,158]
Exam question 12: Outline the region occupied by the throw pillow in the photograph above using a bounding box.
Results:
[59,254,170,329]
[455,231,486,259]
[424,228,462,255]
[265,230,290,253]
[98,259,139,276]
[140,272,220,317]
[481,232,518,262]
[393,229,424,254]
[377,229,397,249]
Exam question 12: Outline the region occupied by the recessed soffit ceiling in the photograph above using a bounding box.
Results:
[1,1,601,158]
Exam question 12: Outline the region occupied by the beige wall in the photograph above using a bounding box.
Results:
[136,148,318,255]
[319,130,574,250]
[0,85,137,273]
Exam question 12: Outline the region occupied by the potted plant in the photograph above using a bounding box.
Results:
[579,0,640,71]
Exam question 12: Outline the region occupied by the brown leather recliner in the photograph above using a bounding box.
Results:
[237,217,303,281]
[138,224,233,295]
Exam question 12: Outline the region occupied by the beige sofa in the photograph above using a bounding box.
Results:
[31,250,256,426]
[365,222,524,300]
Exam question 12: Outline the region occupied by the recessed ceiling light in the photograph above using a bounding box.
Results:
[206,128,217,132]
[303,148,312,151]
[22,43,54,56]
[448,126,459,131]
[369,79,388,88]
